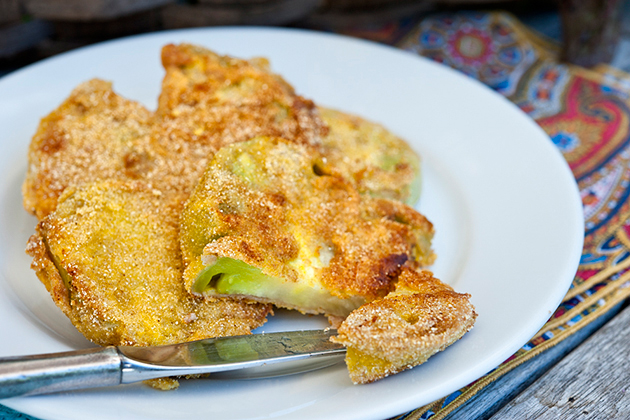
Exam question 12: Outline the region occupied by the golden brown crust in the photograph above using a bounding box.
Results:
[138,43,328,201]
[318,107,422,205]
[181,137,434,308]
[157,43,326,149]
[21,44,464,387]
[23,45,421,225]
[331,268,476,384]
[22,48,330,345]
[22,79,154,219]
[26,233,71,313]
[28,180,271,347]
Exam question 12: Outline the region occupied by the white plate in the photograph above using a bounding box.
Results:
[0,28,583,420]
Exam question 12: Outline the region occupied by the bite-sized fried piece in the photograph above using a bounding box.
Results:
[23,79,154,220]
[319,107,422,206]
[331,268,476,384]
[180,137,435,318]
[27,180,271,347]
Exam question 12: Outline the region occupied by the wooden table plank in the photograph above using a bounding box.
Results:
[0,20,52,59]
[443,302,623,420]
[488,303,630,419]
[24,0,172,20]
[161,1,319,28]
[0,0,21,25]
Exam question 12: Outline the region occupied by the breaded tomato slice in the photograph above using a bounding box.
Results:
[23,79,154,219]
[319,107,422,206]
[156,43,326,150]
[27,180,271,347]
[180,137,435,318]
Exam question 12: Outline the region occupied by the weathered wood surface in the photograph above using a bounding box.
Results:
[0,0,21,25]
[443,303,623,420]
[24,0,172,21]
[489,303,630,419]
[52,9,161,41]
[0,20,52,58]
[161,0,319,28]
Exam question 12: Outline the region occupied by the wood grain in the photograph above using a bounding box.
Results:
[443,303,622,420]
[489,303,630,419]
[0,0,21,25]
[24,0,172,20]
[161,0,319,28]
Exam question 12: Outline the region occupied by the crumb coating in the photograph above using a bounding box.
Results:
[319,107,421,206]
[181,137,435,316]
[332,268,476,384]
[28,180,271,347]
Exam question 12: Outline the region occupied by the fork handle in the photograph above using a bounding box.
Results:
[0,347,121,398]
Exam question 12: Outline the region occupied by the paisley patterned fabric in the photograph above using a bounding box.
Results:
[392,12,630,420]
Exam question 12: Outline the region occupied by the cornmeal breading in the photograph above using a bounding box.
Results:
[27,180,271,347]
[319,107,422,206]
[22,79,154,219]
[23,45,331,221]
[331,268,476,384]
[22,77,275,350]
[180,137,435,318]
[155,43,326,149]
[136,43,329,198]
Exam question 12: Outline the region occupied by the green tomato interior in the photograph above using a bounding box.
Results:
[193,257,364,317]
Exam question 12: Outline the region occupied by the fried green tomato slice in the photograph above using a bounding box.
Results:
[156,43,326,150]
[27,180,271,347]
[180,136,435,318]
[23,79,154,220]
[318,107,422,206]
[331,268,477,384]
